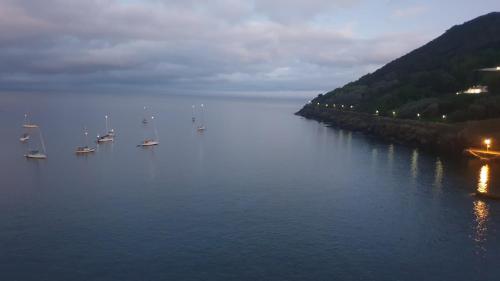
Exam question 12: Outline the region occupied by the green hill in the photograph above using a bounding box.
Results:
[309,12,500,122]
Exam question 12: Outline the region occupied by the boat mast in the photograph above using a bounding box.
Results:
[200,104,205,127]
[152,116,159,141]
[105,115,109,132]
[84,127,89,146]
[39,128,46,154]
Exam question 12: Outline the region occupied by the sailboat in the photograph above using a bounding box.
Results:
[197,104,206,131]
[22,113,38,128]
[97,115,114,143]
[24,127,47,159]
[76,128,96,154]
[19,133,30,142]
[142,106,149,124]
[138,116,159,147]
[191,105,196,122]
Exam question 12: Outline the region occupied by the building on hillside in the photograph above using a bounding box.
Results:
[456,85,488,95]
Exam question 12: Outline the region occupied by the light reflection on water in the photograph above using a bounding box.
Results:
[434,158,443,189]
[411,149,419,181]
[473,200,489,253]
[477,164,489,195]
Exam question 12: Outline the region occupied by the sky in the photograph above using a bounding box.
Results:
[0,0,499,97]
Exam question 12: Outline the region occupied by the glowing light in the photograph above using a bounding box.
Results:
[392,111,396,116]
[442,115,446,119]
[417,113,420,118]
[375,110,379,114]
[325,104,328,107]
[477,165,489,194]
[484,138,491,151]
[341,104,344,108]
[317,102,320,105]
[350,105,354,109]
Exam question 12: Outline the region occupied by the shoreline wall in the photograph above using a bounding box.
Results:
[296,105,470,154]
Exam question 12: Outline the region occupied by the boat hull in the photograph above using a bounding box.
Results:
[75,148,96,154]
[25,154,47,159]
[23,124,38,128]
[97,137,114,143]
[138,141,159,147]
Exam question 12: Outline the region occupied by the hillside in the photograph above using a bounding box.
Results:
[306,12,500,122]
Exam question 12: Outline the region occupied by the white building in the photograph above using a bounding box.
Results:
[456,85,488,95]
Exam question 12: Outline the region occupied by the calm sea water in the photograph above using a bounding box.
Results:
[1,93,500,281]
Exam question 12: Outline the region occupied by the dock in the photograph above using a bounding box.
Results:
[466,148,500,160]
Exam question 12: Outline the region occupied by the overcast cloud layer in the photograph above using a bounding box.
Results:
[0,0,499,97]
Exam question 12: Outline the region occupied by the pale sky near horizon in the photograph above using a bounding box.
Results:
[1,0,499,97]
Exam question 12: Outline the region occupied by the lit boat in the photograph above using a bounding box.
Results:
[97,115,115,142]
[75,146,96,154]
[19,133,30,142]
[25,150,47,159]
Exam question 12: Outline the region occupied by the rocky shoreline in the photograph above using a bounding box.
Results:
[296,105,500,155]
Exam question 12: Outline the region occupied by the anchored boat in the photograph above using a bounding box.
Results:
[196,103,206,132]
[22,113,38,128]
[25,128,47,159]
[76,128,96,154]
[138,116,159,147]
[97,115,115,143]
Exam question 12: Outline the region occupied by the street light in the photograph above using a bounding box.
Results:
[484,138,491,151]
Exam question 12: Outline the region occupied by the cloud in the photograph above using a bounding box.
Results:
[0,0,432,96]
[392,5,428,18]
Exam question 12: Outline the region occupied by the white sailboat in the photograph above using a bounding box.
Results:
[97,115,114,143]
[76,128,96,154]
[25,127,47,159]
[197,103,206,131]
[22,113,38,128]
[138,116,159,147]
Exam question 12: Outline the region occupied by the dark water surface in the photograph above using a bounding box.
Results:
[1,93,500,281]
